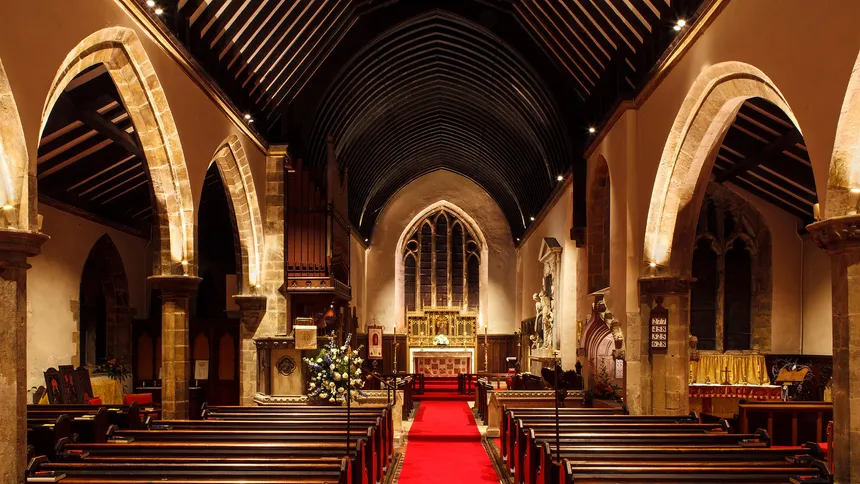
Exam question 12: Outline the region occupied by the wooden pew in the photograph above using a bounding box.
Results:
[55,438,367,484]
[29,454,350,484]
[29,407,111,444]
[557,458,830,483]
[26,414,72,460]
[517,426,766,484]
[28,403,145,430]
[537,443,827,484]
[738,401,833,446]
[109,427,379,484]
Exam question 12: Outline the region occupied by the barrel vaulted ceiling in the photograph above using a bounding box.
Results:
[145,0,709,238]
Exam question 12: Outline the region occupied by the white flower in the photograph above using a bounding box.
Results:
[320,392,327,399]
[333,373,341,381]
[350,390,358,397]
[329,398,336,403]
[316,358,322,363]
[340,346,347,351]
[342,372,349,380]
[338,387,345,393]
[330,382,336,389]
[329,364,335,370]
[309,382,316,389]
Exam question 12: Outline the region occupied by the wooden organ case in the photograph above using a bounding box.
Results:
[282,139,354,340]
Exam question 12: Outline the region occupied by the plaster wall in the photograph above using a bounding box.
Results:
[365,170,517,334]
[802,237,833,355]
[350,233,367,331]
[0,0,268,225]
[27,205,148,389]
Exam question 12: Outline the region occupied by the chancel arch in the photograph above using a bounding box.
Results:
[0,57,31,230]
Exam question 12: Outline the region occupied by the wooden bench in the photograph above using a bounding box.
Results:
[28,403,146,430]
[27,414,72,460]
[538,442,827,484]
[29,454,350,484]
[738,401,833,446]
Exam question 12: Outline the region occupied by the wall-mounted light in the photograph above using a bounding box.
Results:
[529,216,535,221]
[154,7,164,15]
[850,187,860,194]
[516,238,520,242]
[556,175,564,182]
[181,260,189,266]
[673,19,686,31]
[146,0,155,6]
[364,238,369,243]
[649,262,657,268]
[588,127,596,134]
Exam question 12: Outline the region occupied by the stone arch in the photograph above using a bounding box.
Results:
[587,156,611,293]
[827,50,860,218]
[208,135,265,293]
[79,234,132,368]
[0,57,31,230]
[40,27,194,275]
[394,200,490,329]
[643,61,806,275]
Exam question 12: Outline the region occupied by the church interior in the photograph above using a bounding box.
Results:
[3,0,860,483]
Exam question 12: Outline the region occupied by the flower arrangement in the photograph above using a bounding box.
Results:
[433,334,449,346]
[303,334,365,404]
[587,362,622,401]
[96,355,131,381]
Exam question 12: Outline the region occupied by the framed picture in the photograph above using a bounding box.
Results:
[368,325,383,360]
[73,366,94,402]
[44,368,64,404]
[59,365,80,403]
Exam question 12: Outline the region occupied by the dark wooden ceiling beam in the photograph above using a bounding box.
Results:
[716,129,804,183]
[59,95,145,161]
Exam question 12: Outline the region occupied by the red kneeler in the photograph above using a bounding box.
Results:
[124,393,161,420]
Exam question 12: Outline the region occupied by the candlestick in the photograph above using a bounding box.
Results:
[483,326,489,372]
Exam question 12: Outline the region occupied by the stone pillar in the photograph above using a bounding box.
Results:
[0,229,48,484]
[233,294,267,405]
[149,275,200,420]
[807,216,860,484]
[638,276,694,416]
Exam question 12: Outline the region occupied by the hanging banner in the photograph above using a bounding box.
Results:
[368,325,384,360]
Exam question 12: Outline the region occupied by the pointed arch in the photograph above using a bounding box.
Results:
[827,50,860,217]
[587,155,611,293]
[40,27,194,274]
[0,57,31,230]
[643,61,807,275]
[394,200,489,329]
[209,135,265,293]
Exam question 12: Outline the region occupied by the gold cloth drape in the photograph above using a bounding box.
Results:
[689,353,770,386]
[37,376,123,404]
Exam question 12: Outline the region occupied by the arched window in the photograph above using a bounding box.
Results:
[689,184,769,352]
[402,208,481,312]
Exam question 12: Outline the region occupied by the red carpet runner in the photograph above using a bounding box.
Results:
[398,400,499,483]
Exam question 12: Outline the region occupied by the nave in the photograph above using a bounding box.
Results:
[3,1,860,483]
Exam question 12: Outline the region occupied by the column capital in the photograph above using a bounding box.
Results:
[807,215,860,254]
[233,294,267,326]
[0,229,49,270]
[148,275,201,297]
[639,276,696,295]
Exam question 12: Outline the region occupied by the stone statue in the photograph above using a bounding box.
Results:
[541,292,554,349]
[533,292,544,348]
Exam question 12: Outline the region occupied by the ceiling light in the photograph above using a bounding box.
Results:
[364,238,369,243]
[588,127,596,134]
[244,113,252,120]
[529,216,535,221]
[154,7,164,15]
[673,24,681,31]
[851,187,860,194]
[146,0,155,6]
[516,238,520,242]
[557,175,564,181]
[677,19,687,27]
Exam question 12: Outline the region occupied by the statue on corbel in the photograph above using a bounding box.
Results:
[532,290,555,350]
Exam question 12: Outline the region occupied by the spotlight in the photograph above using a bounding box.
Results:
[244,113,252,120]
[588,127,596,134]
[649,262,657,268]
[181,260,189,266]
[255,284,261,288]
[516,238,520,242]
[146,0,155,6]
[851,187,860,194]
[364,238,369,243]
[2,205,13,211]
[673,19,686,31]
[556,175,564,182]
[529,216,535,221]
[154,7,164,15]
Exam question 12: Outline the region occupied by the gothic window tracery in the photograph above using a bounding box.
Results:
[403,208,481,312]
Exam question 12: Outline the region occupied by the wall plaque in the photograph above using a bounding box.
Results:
[649,296,669,353]
[367,325,383,360]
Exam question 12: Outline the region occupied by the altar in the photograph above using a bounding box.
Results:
[409,347,474,376]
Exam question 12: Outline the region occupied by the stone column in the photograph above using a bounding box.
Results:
[0,229,48,484]
[808,216,860,484]
[233,294,267,405]
[638,276,694,415]
[149,275,200,420]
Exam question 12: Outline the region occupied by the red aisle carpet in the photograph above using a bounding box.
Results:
[398,400,498,483]
[413,377,473,402]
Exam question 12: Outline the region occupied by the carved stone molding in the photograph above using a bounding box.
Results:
[233,294,267,326]
[639,276,696,295]
[807,215,860,253]
[253,393,308,406]
[148,275,202,297]
[0,229,49,271]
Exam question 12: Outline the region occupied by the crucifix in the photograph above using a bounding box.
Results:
[720,365,731,385]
